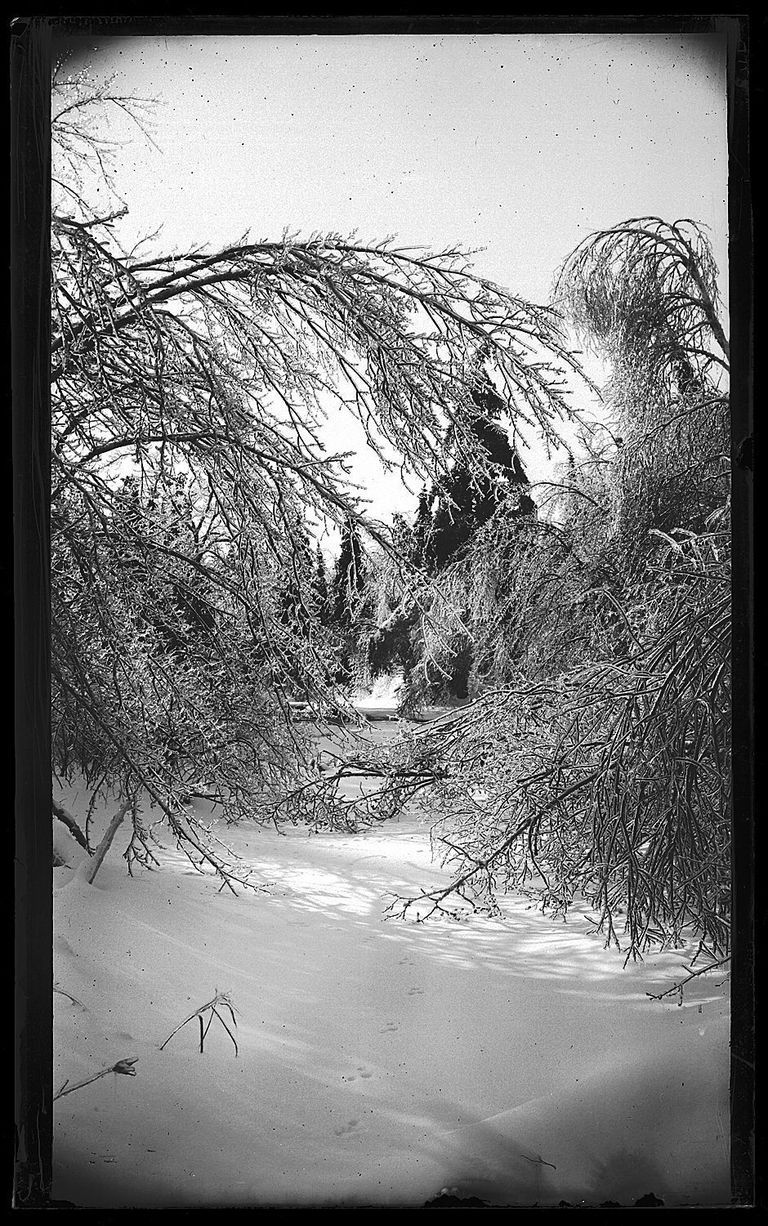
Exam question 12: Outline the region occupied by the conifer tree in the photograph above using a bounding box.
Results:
[313,544,329,624]
[328,520,368,683]
[330,519,366,629]
[426,378,532,572]
[411,488,434,568]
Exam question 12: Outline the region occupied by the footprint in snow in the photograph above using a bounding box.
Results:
[334,1118,361,1136]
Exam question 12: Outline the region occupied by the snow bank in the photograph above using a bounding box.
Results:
[53,780,730,1208]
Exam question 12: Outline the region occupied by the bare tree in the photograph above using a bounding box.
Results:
[51,68,588,882]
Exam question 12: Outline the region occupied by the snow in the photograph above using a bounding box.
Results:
[348,671,404,720]
[350,671,405,709]
[53,731,730,1208]
[348,671,468,724]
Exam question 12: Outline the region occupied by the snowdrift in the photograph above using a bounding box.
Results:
[53,785,730,1208]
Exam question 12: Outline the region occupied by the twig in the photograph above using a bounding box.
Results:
[521,1153,557,1171]
[646,955,730,1002]
[159,992,239,1057]
[80,799,132,885]
[52,801,91,853]
[53,1056,138,1101]
[53,985,87,1010]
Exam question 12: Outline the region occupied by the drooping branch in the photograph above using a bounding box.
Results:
[646,956,731,1003]
[77,799,131,885]
[554,217,729,388]
[52,801,91,853]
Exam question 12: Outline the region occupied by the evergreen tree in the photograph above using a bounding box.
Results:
[411,488,434,568]
[426,379,531,572]
[417,380,534,696]
[278,521,314,639]
[330,519,366,628]
[328,519,368,684]
[313,544,329,624]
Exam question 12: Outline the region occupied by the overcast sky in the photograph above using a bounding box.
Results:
[57,31,729,522]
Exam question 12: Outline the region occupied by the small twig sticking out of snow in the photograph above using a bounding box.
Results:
[521,1152,557,1171]
[646,955,731,1004]
[53,985,87,1010]
[159,992,239,1057]
[53,1056,138,1101]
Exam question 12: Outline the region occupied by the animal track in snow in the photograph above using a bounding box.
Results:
[343,1065,374,1082]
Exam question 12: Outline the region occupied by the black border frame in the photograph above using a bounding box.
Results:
[11,13,754,1209]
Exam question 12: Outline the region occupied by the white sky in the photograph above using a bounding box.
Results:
[58,32,729,524]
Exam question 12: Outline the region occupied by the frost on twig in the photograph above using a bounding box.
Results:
[54,1056,138,1101]
[159,992,239,1057]
[646,955,731,1005]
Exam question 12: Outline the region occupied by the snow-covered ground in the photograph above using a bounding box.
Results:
[349,671,465,723]
[348,670,405,720]
[52,728,730,1208]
